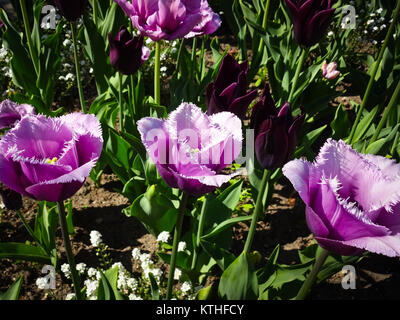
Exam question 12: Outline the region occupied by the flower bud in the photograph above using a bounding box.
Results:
[108,26,150,75]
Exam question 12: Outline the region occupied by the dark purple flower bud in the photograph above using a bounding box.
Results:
[0,185,22,211]
[206,54,257,120]
[108,26,150,75]
[251,85,305,170]
[285,0,336,47]
[53,0,86,22]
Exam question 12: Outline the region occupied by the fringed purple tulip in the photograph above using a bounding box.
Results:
[206,54,257,120]
[137,102,243,196]
[54,0,86,21]
[108,26,150,75]
[283,139,400,257]
[113,0,221,41]
[250,85,305,170]
[285,0,336,47]
[0,100,36,130]
[0,113,103,202]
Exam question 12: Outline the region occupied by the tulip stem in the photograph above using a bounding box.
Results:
[166,193,188,299]
[191,194,209,271]
[57,201,82,300]
[130,74,136,118]
[288,48,308,104]
[369,79,400,146]
[154,41,161,105]
[19,0,39,75]
[119,72,124,132]
[257,0,271,55]
[92,0,98,27]
[70,22,86,114]
[16,209,42,249]
[349,0,400,144]
[295,247,329,300]
[243,169,270,254]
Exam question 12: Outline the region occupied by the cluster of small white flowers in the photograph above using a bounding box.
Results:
[174,268,182,280]
[76,262,87,274]
[87,267,99,279]
[181,281,192,294]
[58,73,75,82]
[132,248,163,283]
[65,293,75,300]
[0,201,5,210]
[36,277,49,290]
[90,230,103,247]
[84,279,99,300]
[157,231,170,243]
[0,45,9,60]
[128,293,143,300]
[61,263,71,279]
[178,241,186,252]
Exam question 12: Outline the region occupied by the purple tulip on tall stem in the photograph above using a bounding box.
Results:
[0,113,103,299]
[138,103,243,299]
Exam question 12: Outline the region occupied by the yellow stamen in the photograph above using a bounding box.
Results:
[46,157,58,165]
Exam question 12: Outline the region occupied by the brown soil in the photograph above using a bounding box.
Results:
[1,173,400,300]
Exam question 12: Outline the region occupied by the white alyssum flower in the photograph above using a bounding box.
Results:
[76,262,86,274]
[178,241,186,252]
[157,231,170,243]
[61,263,71,279]
[126,278,138,291]
[36,277,49,290]
[174,268,182,280]
[181,281,192,294]
[65,293,75,300]
[132,248,141,260]
[90,230,103,247]
[84,279,99,298]
[87,267,98,279]
[112,262,126,274]
[129,293,143,300]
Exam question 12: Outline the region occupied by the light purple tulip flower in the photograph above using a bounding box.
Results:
[0,113,103,202]
[137,102,243,196]
[113,0,221,41]
[321,61,340,80]
[283,139,400,257]
[0,100,36,130]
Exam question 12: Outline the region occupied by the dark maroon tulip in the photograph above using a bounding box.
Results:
[54,0,86,21]
[0,184,22,211]
[250,85,305,170]
[285,0,336,47]
[108,26,150,75]
[206,54,257,120]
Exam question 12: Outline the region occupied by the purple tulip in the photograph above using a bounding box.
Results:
[285,0,336,47]
[54,0,86,21]
[108,26,150,75]
[250,85,305,170]
[206,54,257,120]
[0,113,103,202]
[137,102,243,196]
[0,100,36,130]
[113,0,221,41]
[283,139,400,257]
[321,60,340,80]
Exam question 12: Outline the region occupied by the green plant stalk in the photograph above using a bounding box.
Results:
[200,36,207,80]
[19,0,39,75]
[92,0,98,26]
[191,37,197,78]
[295,247,329,300]
[70,22,86,113]
[349,0,400,144]
[57,201,82,300]
[119,72,124,132]
[369,79,400,145]
[288,48,308,103]
[256,0,271,56]
[16,210,43,249]
[130,74,136,118]
[154,41,161,105]
[191,195,209,270]
[243,169,270,253]
[166,193,188,299]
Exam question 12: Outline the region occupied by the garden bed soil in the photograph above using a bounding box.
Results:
[1,173,400,300]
